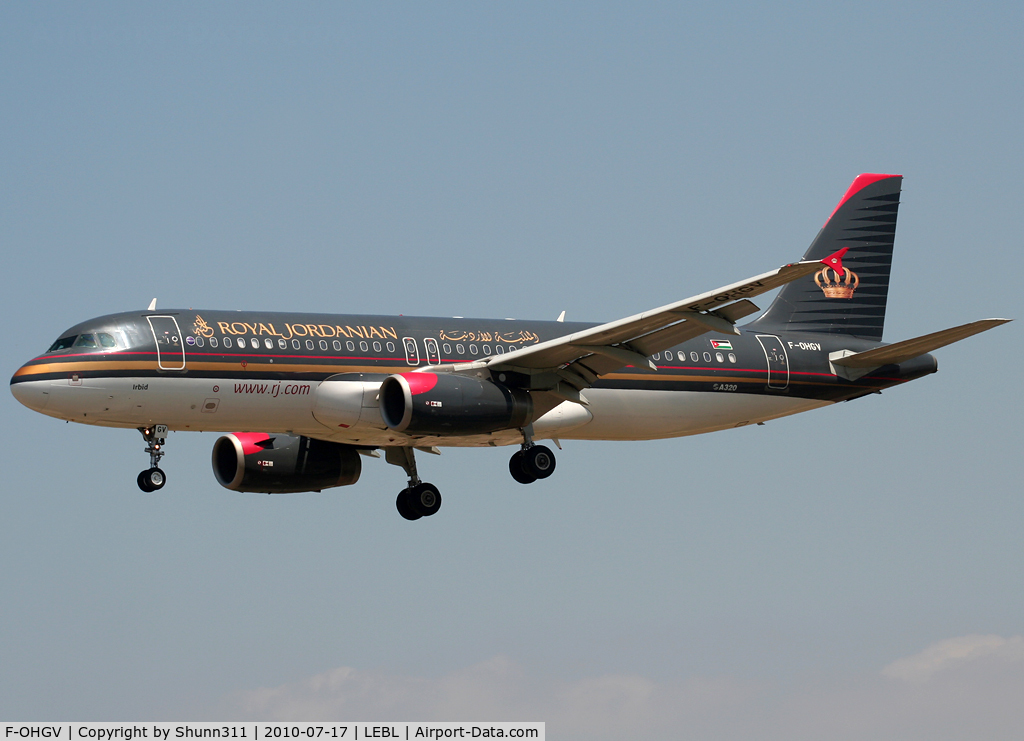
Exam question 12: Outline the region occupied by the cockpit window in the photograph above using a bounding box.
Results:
[98,333,117,348]
[47,336,77,352]
[74,334,98,348]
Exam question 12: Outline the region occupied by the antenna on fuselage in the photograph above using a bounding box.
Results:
[556,310,566,322]
[147,298,157,311]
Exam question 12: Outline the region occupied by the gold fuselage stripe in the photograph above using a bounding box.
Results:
[12,359,862,389]
[13,360,404,377]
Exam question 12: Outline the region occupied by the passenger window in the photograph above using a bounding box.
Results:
[305,340,314,351]
[373,341,382,352]
[690,352,699,362]
[653,352,660,360]
[210,337,219,348]
[75,334,98,348]
[442,343,452,354]
[195,337,205,348]
[292,339,301,350]
[703,352,712,362]
[483,345,491,355]
[469,344,478,355]
[456,344,464,354]
[265,338,274,350]
[677,351,685,361]
[333,340,342,351]
[278,339,287,349]
[250,338,259,349]
[98,333,117,348]
[48,336,77,352]
[495,345,504,354]
[716,352,724,363]
[387,341,396,353]
[319,340,328,351]
[346,341,355,351]
[728,353,737,363]
[223,337,232,349]
[359,341,368,352]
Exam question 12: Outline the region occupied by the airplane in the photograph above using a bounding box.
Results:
[10,174,1009,520]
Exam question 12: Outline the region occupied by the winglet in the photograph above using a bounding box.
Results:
[147,298,157,311]
[820,247,848,276]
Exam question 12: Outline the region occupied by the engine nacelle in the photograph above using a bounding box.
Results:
[212,433,361,493]
[379,372,533,435]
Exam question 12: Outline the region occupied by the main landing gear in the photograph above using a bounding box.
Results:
[509,427,556,484]
[386,447,441,521]
[137,425,169,492]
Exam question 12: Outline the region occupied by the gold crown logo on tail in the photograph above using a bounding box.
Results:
[815,264,859,298]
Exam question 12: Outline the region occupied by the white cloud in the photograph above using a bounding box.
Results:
[221,656,756,738]
[882,634,1024,682]
[219,638,1024,741]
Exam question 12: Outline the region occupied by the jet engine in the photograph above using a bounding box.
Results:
[379,372,533,436]
[212,433,361,493]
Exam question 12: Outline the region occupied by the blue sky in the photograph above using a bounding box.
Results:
[2,3,1023,738]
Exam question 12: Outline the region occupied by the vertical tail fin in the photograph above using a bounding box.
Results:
[747,173,903,341]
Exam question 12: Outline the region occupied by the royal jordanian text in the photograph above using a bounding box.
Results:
[211,320,399,341]
[2,725,543,741]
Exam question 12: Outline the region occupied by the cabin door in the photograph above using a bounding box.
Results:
[402,337,420,366]
[755,334,789,390]
[147,316,186,370]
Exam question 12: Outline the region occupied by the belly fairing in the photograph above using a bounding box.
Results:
[566,388,831,440]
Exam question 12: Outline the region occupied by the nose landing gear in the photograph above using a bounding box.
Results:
[137,425,169,492]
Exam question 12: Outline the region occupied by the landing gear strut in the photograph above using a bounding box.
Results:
[137,425,169,492]
[509,426,556,484]
[386,447,442,520]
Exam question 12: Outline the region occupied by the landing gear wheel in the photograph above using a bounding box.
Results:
[138,467,166,492]
[396,488,422,521]
[522,445,556,479]
[408,483,442,517]
[138,425,169,492]
[509,451,538,484]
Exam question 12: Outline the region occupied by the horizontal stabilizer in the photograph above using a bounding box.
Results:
[832,319,1011,369]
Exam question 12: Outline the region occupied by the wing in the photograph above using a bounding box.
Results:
[439,250,847,403]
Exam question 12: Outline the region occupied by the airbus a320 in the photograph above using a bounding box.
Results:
[11,174,1009,520]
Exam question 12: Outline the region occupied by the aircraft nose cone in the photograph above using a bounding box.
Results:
[10,378,50,412]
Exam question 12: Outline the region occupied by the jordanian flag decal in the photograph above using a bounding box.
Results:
[710,340,733,350]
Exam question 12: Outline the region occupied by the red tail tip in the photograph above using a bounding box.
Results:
[824,173,902,226]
